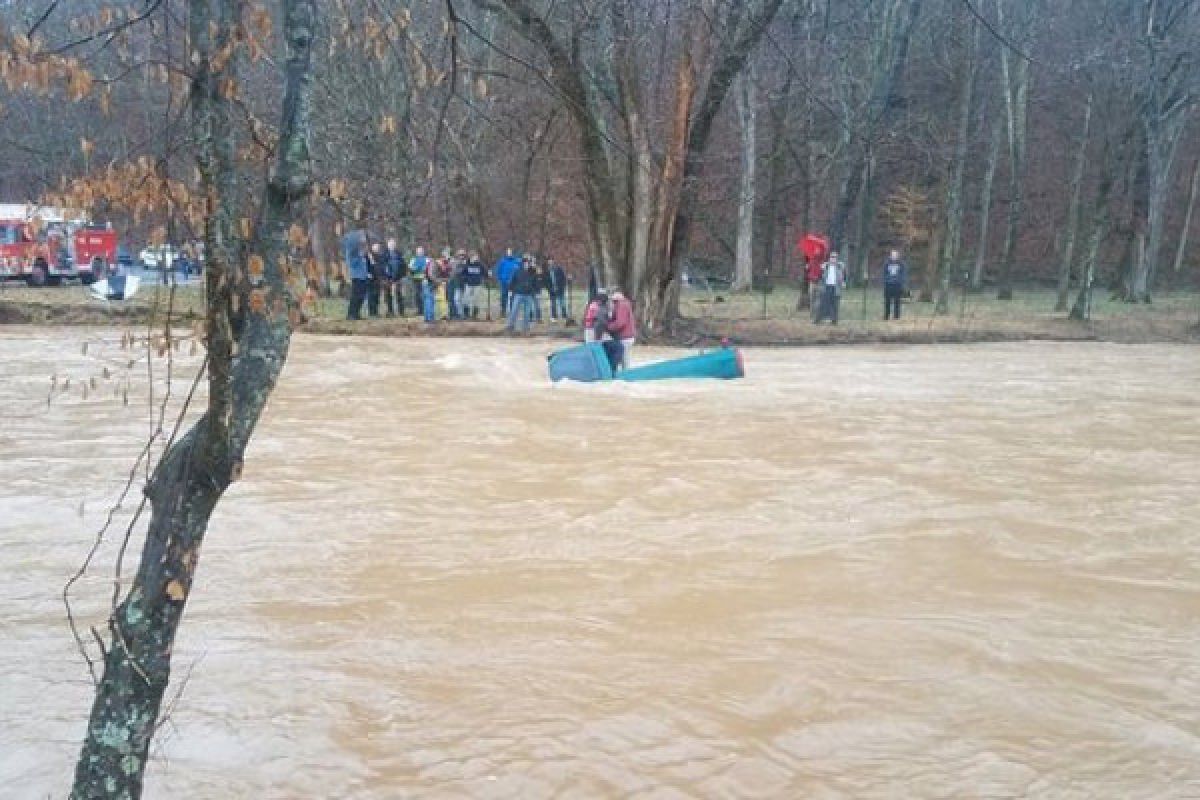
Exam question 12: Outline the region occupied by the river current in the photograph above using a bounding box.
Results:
[1,329,1198,798]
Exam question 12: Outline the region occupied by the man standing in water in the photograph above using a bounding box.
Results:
[583,289,608,343]
[882,249,908,321]
[608,290,637,368]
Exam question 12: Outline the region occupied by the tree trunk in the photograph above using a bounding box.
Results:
[1056,93,1093,311]
[995,0,1030,302]
[1071,144,1116,321]
[920,220,942,303]
[70,0,317,796]
[971,117,1003,291]
[936,17,980,313]
[1127,0,1195,302]
[1172,156,1200,274]
[733,67,757,291]
[643,0,786,335]
[853,153,877,286]
[761,64,795,277]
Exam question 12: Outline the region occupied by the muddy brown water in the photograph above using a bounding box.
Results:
[1,329,1198,798]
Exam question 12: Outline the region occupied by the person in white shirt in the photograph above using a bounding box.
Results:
[816,251,847,325]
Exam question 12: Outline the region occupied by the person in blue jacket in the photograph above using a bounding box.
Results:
[882,249,908,321]
[493,248,521,316]
[341,227,369,320]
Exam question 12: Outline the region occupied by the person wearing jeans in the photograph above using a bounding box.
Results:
[506,259,538,333]
[493,248,521,317]
[816,252,846,325]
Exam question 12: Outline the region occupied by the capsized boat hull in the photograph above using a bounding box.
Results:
[548,343,744,383]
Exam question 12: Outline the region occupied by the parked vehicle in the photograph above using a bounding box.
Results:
[138,245,180,270]
[0,204,117,286]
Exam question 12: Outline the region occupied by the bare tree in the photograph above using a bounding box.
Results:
[826,0,923,250]
[69,0,318,795]
[472,0,784,333]
[1172,155,1200,273]
[936,12,981,313]
[1126,0,1198,302]
[733,65,758,291]
[1057,92,1094,311]
[993,0,1034,301]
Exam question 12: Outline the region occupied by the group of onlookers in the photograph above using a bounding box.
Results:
[339,230,572,327]
[493,249,569,333]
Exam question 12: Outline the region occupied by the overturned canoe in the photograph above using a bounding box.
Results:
[548,342,745,383]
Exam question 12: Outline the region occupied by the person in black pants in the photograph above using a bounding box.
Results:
[882,249,908,321]
[548,259,568,320]
[342,228,370,320]
[366,241,385,317]
[385,238,407,316]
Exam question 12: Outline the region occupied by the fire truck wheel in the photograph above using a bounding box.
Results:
[26,261,48,287]
[47,276,63,287]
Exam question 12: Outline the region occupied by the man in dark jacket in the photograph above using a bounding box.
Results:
[385,237,407,316]
[548,260,568,320]
[366,240,387,317]
[505,258,538,333]
[460,251,487,319]
[342,228,369,320]
[882,249,908,321]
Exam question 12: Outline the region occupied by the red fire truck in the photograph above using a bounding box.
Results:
[0,204,118,286]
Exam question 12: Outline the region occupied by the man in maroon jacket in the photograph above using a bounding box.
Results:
[607,290,637,369]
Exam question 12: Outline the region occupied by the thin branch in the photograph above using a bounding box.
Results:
[960,0,1037,64]
[44,0,166,56]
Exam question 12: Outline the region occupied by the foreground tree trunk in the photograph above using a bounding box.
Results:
[70,0,317,796]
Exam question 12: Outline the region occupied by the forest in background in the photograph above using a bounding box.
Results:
[1,0,1198,330]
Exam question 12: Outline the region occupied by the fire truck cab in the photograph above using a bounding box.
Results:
[0,204,118,287]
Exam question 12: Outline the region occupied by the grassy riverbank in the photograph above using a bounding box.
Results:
[1,279,1197,345]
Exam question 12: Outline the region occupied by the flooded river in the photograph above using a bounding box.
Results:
[1,329,1198,798]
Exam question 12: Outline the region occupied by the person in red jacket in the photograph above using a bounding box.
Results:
[798,233,830,319]
[583,290,609,343]
[607,290,637,369]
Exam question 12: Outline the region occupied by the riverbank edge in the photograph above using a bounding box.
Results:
[2,298,1197,347]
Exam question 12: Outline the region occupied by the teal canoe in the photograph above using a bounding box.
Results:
[548,342,745,383]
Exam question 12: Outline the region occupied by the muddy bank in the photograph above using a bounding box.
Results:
[2,294,1197,347]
